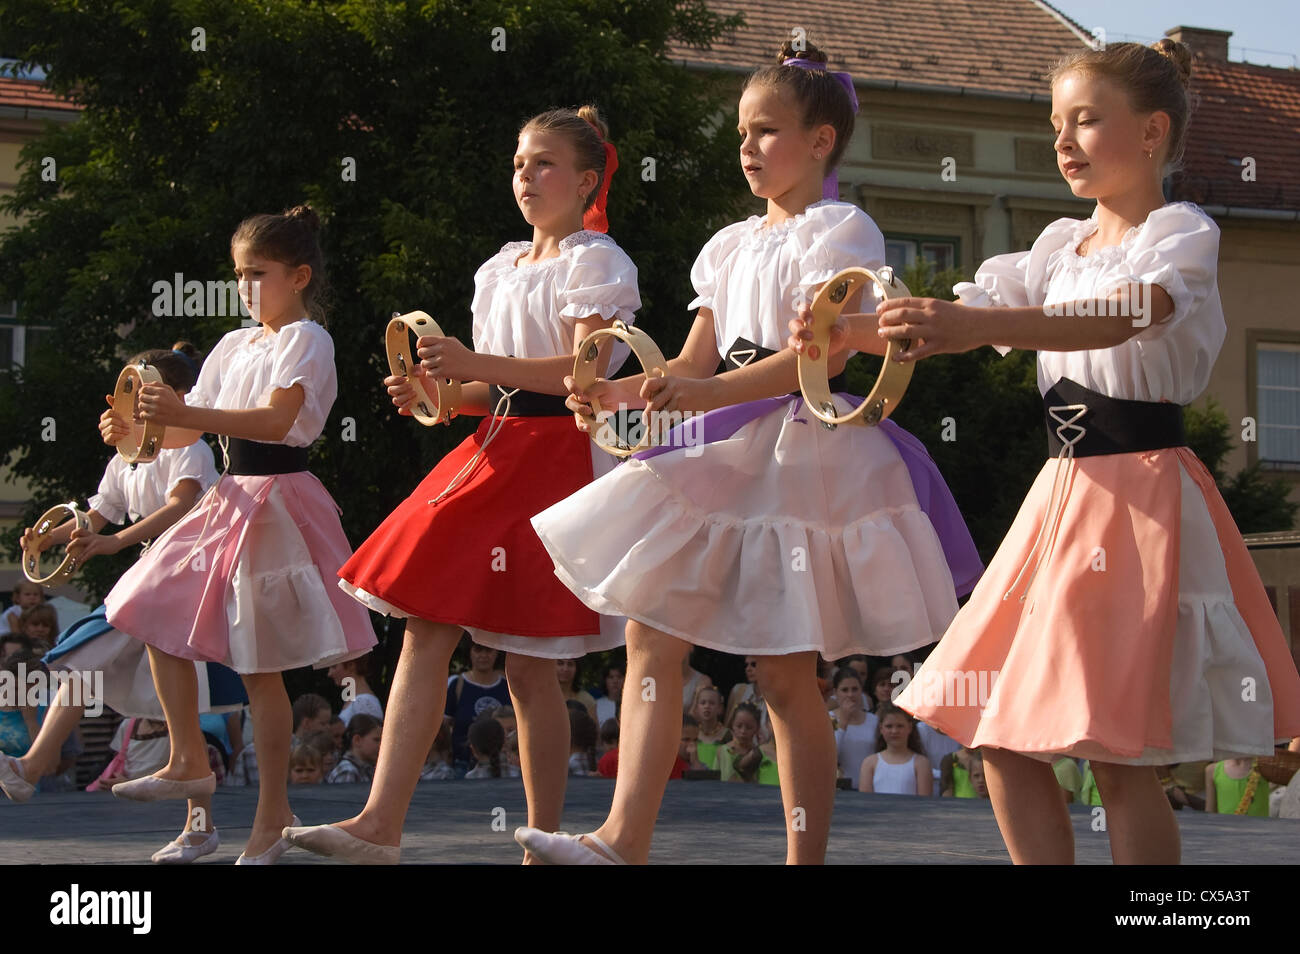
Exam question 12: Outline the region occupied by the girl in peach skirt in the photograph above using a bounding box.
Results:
[792,39,1300,863]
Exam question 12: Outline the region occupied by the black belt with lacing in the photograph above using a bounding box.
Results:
[1043,377,1185,458]
[721,337,850,395]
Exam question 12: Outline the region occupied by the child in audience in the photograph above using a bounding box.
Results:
[714,703,778,785]
[4,582,44,633]
[860,704,932,796]
[326,715,382,784]
[833,669,878,790]
[289,744,324,785]
[466,716,520,779]
[569,708,599,776]
[419,724,455,782]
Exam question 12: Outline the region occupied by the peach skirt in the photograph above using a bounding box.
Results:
[897,447,1300,764]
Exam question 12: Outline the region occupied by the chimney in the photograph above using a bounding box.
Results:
[1164,26,1231,61]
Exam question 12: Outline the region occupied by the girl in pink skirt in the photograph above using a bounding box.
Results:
[101,205,376,864]
[794,39,1300,863]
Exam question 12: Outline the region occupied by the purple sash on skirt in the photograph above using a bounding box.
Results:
[634,393,983,597]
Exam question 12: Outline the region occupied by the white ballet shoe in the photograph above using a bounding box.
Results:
[514,828,628,865]
[281,823,400,865]
[112,772,216,802]
[235,815,300,865]
[152,828,220,864]
[0,756,35,803]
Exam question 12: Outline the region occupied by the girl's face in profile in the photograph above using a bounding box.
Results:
[736,84,827,203]
[354,727,382,765]
[1051,70,1163,202]
[513,129,597,230]
[232,242,306,326]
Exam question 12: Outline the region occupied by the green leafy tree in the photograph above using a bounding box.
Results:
[1185,400,1297,534]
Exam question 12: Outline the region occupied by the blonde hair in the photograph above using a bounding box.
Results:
[518,106,609,210]
[1048,39,1193,170]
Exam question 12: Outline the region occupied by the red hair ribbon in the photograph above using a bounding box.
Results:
[583,135,618,234]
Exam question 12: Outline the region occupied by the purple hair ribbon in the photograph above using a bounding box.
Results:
[782,57,859,200]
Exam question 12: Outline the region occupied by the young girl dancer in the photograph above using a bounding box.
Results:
[519,40,981,865]
[285,106,640,863]
[0,346,246,863]
[100,206,377,864]
[798,39,1300,862]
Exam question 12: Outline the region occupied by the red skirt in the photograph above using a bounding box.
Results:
[339,415,600,638]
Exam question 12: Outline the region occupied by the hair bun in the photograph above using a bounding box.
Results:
[283,204,322,232]
[778,37,828,65]
[170,340,201,360]
[1151,37,1192,86]
[576,104,609,140]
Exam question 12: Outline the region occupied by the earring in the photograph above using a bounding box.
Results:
[1145,149,1153,159]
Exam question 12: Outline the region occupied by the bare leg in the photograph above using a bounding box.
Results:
[331,618,461,846]
[1091,761,1180,864]
[757,652,835,864]
[506,652,570,863]
[240,672,294,856]
[982,747,1075,864]
[17,677,85,781]
[145,647,208,780]
[582,621,690,864]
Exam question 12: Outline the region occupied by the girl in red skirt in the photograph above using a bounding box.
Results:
[286,105,639,863]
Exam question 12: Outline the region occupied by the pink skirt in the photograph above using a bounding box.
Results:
[897,447,1300,764]
[104,472,376,674]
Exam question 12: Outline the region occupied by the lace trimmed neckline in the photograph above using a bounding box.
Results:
[503,229,613,269]
[740,198,845,247]
[1062,201,1200,268]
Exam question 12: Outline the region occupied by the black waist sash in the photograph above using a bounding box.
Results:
[1043,377,1185,458]
[495,386,570,417]
[722,337,850,395]
[228,438,310,476]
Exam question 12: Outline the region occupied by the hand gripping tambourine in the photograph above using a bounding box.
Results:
[113,361,165,464]
[22,502,92,585]
[385,311,462,426]
[797,266,917,427]
[572,319,670,458]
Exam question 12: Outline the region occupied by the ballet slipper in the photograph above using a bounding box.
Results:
[513,827,628,865]
[235,815,300,865]
[152,828,220,864]
[0,756,35,803]
[112,772,216,802]
[281,823,400,865]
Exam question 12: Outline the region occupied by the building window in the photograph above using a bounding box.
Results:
[884,235,959,273]
[1256,342,1300,468]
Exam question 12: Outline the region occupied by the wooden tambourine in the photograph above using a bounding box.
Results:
[572,320,670,457]
[22,503,93,585]
[385,311,462,426]
[797,266,917,427]
[113,361,165,464]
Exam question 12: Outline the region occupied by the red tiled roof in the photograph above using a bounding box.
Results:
[1171,56,1300,212]
[666,0,1092,97]
[0,76,81,113]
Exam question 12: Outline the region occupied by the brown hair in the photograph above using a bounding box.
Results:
[1048,39,1193,170]
[230,205,328,324]
[518,105,609,211]
[20,604,57,633]
[129,340,201,392]
[291,692,331,732]
[288,743,322,772]
[743,38,857,171]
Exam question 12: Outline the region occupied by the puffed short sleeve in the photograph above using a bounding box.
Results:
[260,321,334,405]
[1104,203,1220,333]
[793,203,886,289]
[954,217,1079,356]
[558,239,642,324]
[687,221,749,312]
[87,457,129,525]
[185,334,232,410]
[163,441,219,497]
